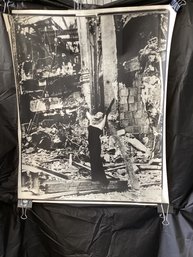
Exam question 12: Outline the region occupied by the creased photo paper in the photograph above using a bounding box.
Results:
[4,5,176,204]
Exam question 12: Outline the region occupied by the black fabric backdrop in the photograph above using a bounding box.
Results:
[1,0,193,256]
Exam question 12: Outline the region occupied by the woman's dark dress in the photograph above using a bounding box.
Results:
[88,125,108,185]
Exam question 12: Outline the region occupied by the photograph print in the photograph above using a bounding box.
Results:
[7,6,175,204]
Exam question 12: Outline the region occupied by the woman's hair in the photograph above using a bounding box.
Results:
[91,112,104,125]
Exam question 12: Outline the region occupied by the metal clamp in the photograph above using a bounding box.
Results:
[2,0,13,13]
[170,0,186,12]
[157,204,173,226]
[74,0,83,10]
[18,199,33,220]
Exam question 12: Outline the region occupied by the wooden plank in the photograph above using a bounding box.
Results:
[43,180,128,194]
[106,165,125,172]
[73,161,91,170]
[126,137,148,153]
[35,191,78,199]
[140,183,161,187]
[138,165,161,170]
[22,164,68,180]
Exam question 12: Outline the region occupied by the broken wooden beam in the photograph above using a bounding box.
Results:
[73,161,91,171]
[106,163,139,173]
[106,165,126,172]
[140,182,161,187]
[126,137,148,153]
[42,180,128,194]
[22,164,69,180]
[138,165,161,170]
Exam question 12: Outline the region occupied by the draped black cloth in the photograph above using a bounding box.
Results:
[1,1,193,257]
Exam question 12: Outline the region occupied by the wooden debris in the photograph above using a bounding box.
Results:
[126,137,148,153]
[140,182,161,188]
[138,165,161,170]
[42,180,128,194]
[108,122,139,190]
[117,129,125,136]
[73,161,91,171]
[148,158,161,165]
[22,164,69,180]
[106,165,126,172]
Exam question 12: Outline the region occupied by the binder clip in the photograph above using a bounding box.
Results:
[2,0,13,13]
[18,199,33,220]
[74,0,83,10]
[157,204,173,226]
[170,0,186,12]
[2,0,7,13]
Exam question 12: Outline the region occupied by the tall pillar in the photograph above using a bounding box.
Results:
[77,17,92,109]
[101,15,118,107]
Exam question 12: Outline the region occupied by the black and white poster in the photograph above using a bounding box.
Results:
[4,6,176,204]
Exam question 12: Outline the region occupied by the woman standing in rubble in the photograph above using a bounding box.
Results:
[86,99,115,186]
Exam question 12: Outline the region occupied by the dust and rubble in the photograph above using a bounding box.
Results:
[20,35,163,196]
[16,14,166,200]
[21,89,162,196]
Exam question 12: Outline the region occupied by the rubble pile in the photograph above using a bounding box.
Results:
[19,16,163,196]
[22,118,161,194]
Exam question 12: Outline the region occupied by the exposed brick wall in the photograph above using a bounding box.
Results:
[119,81,150,134]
